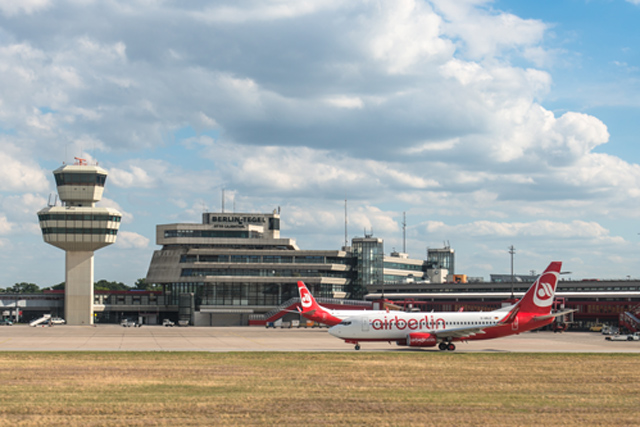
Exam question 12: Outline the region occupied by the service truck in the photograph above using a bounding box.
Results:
[605,332,640,341]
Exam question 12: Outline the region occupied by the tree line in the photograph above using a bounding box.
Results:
[0,279,162,293]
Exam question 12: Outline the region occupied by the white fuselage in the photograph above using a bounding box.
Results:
[329,311,505,341]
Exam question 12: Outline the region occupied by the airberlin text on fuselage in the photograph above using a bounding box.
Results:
[371,315,446,331]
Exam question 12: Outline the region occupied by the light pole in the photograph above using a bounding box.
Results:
[508,245,516,299]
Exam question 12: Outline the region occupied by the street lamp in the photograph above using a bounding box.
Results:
[508,245,516,299]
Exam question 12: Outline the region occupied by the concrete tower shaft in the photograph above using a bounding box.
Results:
[37,159,122,325]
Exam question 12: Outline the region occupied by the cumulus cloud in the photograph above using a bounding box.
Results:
[0,0,639,282]
[0,0,51,17]
[0,150,49,192]
[424,219,620,242]
[0,214,12,234]
[432,0,548,61]
[116,231,150,249]
[108,164,157,189]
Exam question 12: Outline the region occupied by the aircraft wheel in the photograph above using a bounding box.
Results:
[355,344,361,351]
[447,343,456,351]
[438,342,448,351]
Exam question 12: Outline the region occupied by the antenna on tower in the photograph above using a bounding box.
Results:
[221,188,225,213]
[47,193,58,207]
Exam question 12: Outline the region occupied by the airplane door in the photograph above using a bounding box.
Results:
[362,318,370,332]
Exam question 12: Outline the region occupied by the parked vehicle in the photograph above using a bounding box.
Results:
[50,317,66,325]
[605,332,640,341]
[162,319,175,327]
[120,319,141,327]
[589,324,604,332]
[0,318,13,326]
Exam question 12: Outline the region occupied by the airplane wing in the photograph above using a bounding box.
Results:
[532,309,577,322]
[429,326,488,339]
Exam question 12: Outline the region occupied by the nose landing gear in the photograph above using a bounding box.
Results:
[346,340,361,350]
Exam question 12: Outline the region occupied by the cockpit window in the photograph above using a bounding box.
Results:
[339,321,351,326]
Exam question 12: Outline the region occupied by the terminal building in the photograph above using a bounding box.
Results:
[144,210,436,326]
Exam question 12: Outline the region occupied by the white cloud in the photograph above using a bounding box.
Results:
[108,164,157,189]
[365,0,454,74]
[190,0,343,24]
[0,214,12,234]
[424,219,621,242]
[115,231,150,249]
[324,95,364,109]
[0,0,51,16]
[432,0,548,61]
[0,150,50,192]
[0,0,639,283]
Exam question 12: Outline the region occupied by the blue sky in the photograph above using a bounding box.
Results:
[1,0,640,287]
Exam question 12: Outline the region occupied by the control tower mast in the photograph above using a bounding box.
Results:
[37,158,122,325]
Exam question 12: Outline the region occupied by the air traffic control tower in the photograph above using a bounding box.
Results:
[37,158,122,325]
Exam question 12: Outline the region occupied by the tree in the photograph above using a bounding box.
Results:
[94,280,130,291]
[133,278,147,290]
[133,278,162,291]
[8,282,41,293]
[51,282,65,290]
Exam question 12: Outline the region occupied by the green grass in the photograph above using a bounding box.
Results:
[0,353,638,426]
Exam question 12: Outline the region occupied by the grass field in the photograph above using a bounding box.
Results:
[0,352,639,426]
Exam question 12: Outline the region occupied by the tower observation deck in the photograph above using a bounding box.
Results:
[37,158,122,325]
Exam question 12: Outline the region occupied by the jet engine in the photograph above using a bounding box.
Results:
[406,332,438,347]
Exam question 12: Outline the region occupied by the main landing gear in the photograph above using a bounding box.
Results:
[438,341,456,351]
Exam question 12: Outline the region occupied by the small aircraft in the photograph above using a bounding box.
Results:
[329,261,575,350]
[296,281,390,326]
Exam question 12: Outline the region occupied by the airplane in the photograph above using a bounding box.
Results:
[328,261,576,351]
[296,281,391,326]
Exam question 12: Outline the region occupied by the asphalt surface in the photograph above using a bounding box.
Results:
[1,325,639,352]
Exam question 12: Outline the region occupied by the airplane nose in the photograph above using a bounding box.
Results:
[328,325,341,337]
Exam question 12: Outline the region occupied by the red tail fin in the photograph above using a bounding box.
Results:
[298,281,321,315]
[297,281,342,326]
[518,262,562,315]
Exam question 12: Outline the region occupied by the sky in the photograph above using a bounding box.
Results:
[1,0,640,287]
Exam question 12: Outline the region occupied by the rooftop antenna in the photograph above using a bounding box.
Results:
[344,197,348,248]
[402,212,406,253]
[47,193,58,207]
[221,188,225,213]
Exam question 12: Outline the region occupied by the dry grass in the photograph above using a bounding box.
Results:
[0,352,638,426]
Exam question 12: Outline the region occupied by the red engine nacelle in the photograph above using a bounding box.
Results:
[406,332,438,347]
